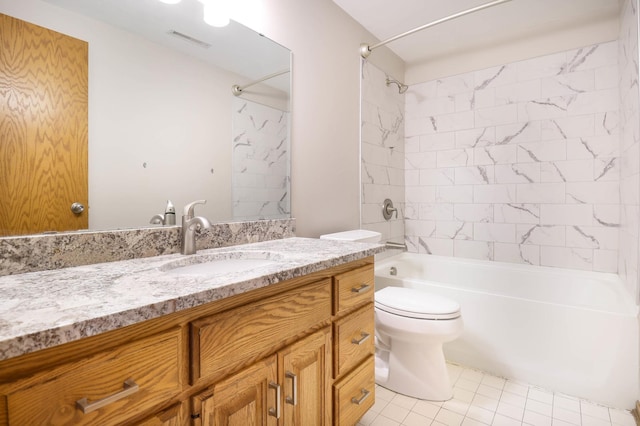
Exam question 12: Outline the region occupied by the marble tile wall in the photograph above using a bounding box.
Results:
[404,41,621,271]
[619,0,640,300]
[232,98,291,221]
[361,60,406,245]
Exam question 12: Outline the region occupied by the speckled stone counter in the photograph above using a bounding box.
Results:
[0,237,384,361]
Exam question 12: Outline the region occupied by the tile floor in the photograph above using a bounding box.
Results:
[358,363,637,426]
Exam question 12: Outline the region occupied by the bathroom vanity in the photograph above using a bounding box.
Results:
[0,238,382,425]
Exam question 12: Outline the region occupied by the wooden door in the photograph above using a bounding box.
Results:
[0,13,88,236]
[279,328,332,426]
[192,355,278,426]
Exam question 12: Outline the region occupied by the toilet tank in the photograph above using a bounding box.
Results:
[319,229,382,243]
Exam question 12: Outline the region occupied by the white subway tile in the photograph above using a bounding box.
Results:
[516,183,565,203]
[419,203,454,220]
[540,69,594,98]
[475,104,518,127]
[406,170,420,186]
[517,225,565,246]
[517,141,566,163]
[567,89,619,116]
[566,226,619,250]
[593,204,620,227]
[516,51,567,81]
[494,203,540,224]
[474,88,496,110]
[437,74,476,96]
[595,111,619,136]
[406,151,437,170]
[437,185,474,203]
[405,116,438,137]
[437,221,473,240]
[518,98,569,121]
[420,132,456,151]
[406,185,436,203]
[540,246,593,270]
[495,121,541,145]
[494,243,540,265]
[420,168,455,185]
[438,149,473,168]
[454,240,493,261]
[540,204,593,226]
[495,80,541,105]
[495,163,540,184]
[405,219,436,237]
[474,145,518,165]
[410,96,456,118]
[540,160,594,183]
[405,136,420,153]
[454,204,493,223]
[419,237,454,256]
[566,135,619,160]
[594,157,619,182]
[595,65,619,90]
[456,127,496,148]
[474,184,517,203]
[474,223,516,243]
[565,41,617,72]
[566,181,620,204]
[540,115,595,140]
[475,64,517,89]
[455,166,494,184]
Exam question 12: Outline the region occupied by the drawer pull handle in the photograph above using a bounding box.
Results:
[285,371,298,406]
[76,379,139,414]
[268,381,281,419]
[351,332,371,345]
[351,284,371,294]
[351,388,371,405]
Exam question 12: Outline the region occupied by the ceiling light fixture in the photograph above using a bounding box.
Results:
[198,0,230,27]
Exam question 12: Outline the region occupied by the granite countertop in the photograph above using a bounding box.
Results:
[0,237,384,361]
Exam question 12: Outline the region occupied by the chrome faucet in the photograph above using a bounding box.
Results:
[181,200,212,255]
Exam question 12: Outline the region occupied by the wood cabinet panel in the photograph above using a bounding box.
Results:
[4,328,182,426]
[191,278,331,384]
[333,265,374,315]
[191,355,278,426]
[333,303,375,379]
[333,355,375,426]
[280,328,332,425]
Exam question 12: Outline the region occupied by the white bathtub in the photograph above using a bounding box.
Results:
[374,253,639,409]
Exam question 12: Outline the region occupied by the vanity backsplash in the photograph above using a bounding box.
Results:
[0,219,295,276]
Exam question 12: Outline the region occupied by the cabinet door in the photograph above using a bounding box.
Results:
[192,355,278,426]
[279,328,332,426]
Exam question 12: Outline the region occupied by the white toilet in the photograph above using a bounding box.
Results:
[319,229,464,401]
[375,286,463,401]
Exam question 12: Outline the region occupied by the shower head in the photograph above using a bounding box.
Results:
[386,77,409,94]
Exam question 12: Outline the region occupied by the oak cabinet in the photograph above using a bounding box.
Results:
[192,328,331,425]
[0,257,375,426]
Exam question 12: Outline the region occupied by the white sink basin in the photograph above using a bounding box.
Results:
[161,252,283,277]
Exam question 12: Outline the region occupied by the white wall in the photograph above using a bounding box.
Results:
[406,16,620,84]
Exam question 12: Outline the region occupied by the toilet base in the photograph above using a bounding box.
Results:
[375,340,453,401]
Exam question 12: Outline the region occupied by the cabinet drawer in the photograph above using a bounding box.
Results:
[6,328,182,426]
[191,278,332,383]
[333,303,374,379]
[333,265,374,315]
[333,355,375,426]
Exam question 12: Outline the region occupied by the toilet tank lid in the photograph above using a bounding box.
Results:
[319,229,382,243]
[375,287,461,317]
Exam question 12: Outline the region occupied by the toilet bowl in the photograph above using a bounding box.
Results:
[375,286,463,401]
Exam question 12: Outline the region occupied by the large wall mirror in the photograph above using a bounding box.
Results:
[0,0,291,237]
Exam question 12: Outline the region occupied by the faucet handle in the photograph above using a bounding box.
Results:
[183,200,207,219]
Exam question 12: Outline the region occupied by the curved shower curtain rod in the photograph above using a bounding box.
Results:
[232,69,290,96]
[360,0,513,58]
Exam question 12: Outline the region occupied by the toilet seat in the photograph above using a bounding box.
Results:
[375,287,461,320]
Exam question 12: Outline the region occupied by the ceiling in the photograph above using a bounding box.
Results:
[332,0,621,67]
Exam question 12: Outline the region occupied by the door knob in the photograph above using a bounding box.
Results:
[71,202,85,215]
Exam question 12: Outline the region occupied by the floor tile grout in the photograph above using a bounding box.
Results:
[358,363,636,426]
